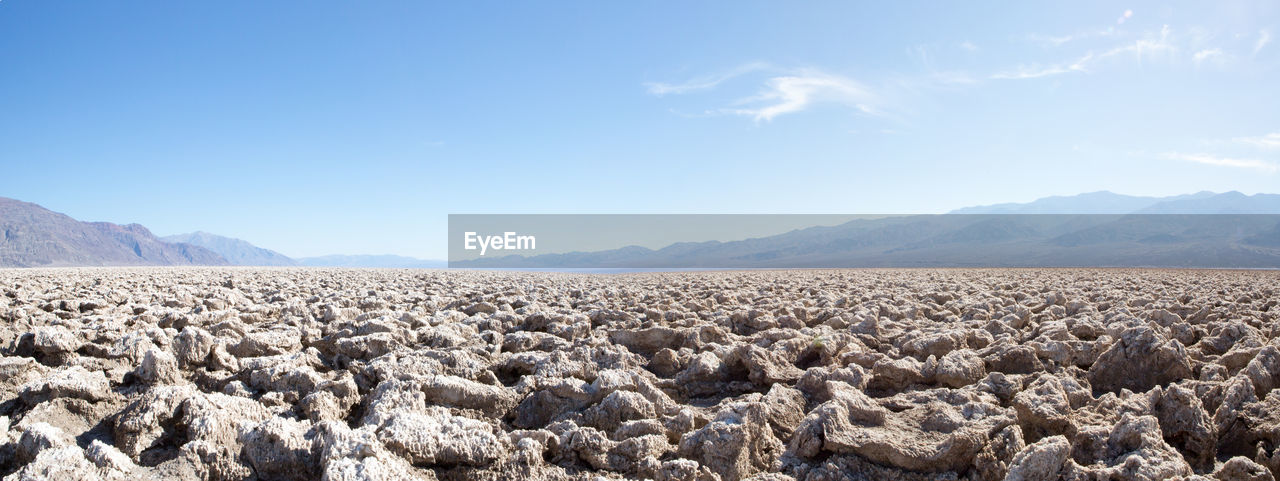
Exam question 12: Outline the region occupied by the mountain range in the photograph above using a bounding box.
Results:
[0,197,226,267]
[295,255,447,268]
[455,213,1280,268]
[950,190,1280,214]
[4,191,1280,268]
[454,191,1280,269]
[159,231,443,268]
[161,231,297,266]
[0,197,441,268]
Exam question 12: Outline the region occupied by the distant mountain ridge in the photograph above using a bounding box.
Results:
[156,233,446,268]
[297,254,445,268]
[1136,191,1280,214]
[455,213,1280,269]
[161,231,297,266]
[949,191,1278,214]
[6,192,1280,268]
[0,197,227,267]
[0,197,440,268]
[457,190,1280,268]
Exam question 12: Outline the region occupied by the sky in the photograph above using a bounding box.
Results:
[1,1,1278,259]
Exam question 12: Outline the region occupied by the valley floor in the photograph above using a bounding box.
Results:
[0,267,1278,480]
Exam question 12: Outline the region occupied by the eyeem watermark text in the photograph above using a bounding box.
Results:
[464,232,536,255]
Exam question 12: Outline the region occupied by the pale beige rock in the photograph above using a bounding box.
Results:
[173,326,215,367]
[1215,456,1275,481]
[679,402,782,481]
[1149,383,1216,472]
[31,326,80,356]
[1013,375,1073,441]
[240,417,315,481]
[974,424,1025,481]
[377,407,506,466]
[420,374,517,417]
[134,348,180,385]
[19,365,111,404]
[1004,435,1071,481]
[1088,326,1194,394]
[3,446,101,481]
[869,356,925,391]
[936,348,986,388]
[789,382,1014,472]
[312,421,436,481]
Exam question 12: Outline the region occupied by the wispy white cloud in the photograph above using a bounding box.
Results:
[1193,48,1224,66]
[1117,9,1133,25]
[1162,152,1279,173]
[908,45,935,70]
[993,25,1176,80]
[644,62,771,96]
[1255,29,1272,55]
[723,71,877,122]
[989,53,1092,79]
[902,44,980,86]
[1187,26,1215,49]
[1095,25,1176,61]
[1027,28,1117,47]
[928,71,979,85]
[649,65,880,122]
[1235,132,1280,149]
[1028,33,1078,47]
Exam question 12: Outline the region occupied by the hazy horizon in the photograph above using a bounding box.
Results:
[3,2,1278,259]
[9,190,1280,262]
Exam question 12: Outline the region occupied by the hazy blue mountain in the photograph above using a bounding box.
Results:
[9,190,1280,270]
[0,197,228,267]
[949,191,1219,214]
[455,213,1280,269]
[1138,191,1280,214]
[161,231,297,266]
[297,254,446,268]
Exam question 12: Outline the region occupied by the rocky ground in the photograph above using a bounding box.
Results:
[0,268,1278,481]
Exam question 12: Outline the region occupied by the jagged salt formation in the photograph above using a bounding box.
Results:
[0,267,1278,481]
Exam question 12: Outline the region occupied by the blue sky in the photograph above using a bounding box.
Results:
[1,1,1277,259]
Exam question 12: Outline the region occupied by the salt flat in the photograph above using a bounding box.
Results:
[0,267,1277,480]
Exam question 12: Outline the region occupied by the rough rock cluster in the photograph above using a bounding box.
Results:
[0,267,1278,481]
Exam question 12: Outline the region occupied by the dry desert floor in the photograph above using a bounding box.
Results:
[1,268,1279,481]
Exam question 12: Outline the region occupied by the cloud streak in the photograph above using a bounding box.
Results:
[993,25,1176,80]
[1193,48,1224,66]
[990,54,1091,79]
[1235,132,1280,149]
[644,62,771,96]
[649,65,879,122]
[650,21,1256,125]
[1162,152,1279,173]
[723,72,877,122]
[1027,28,1118,47]
[1095,25,1176,61]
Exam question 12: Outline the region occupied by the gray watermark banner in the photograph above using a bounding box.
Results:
[447,214,1280,269]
